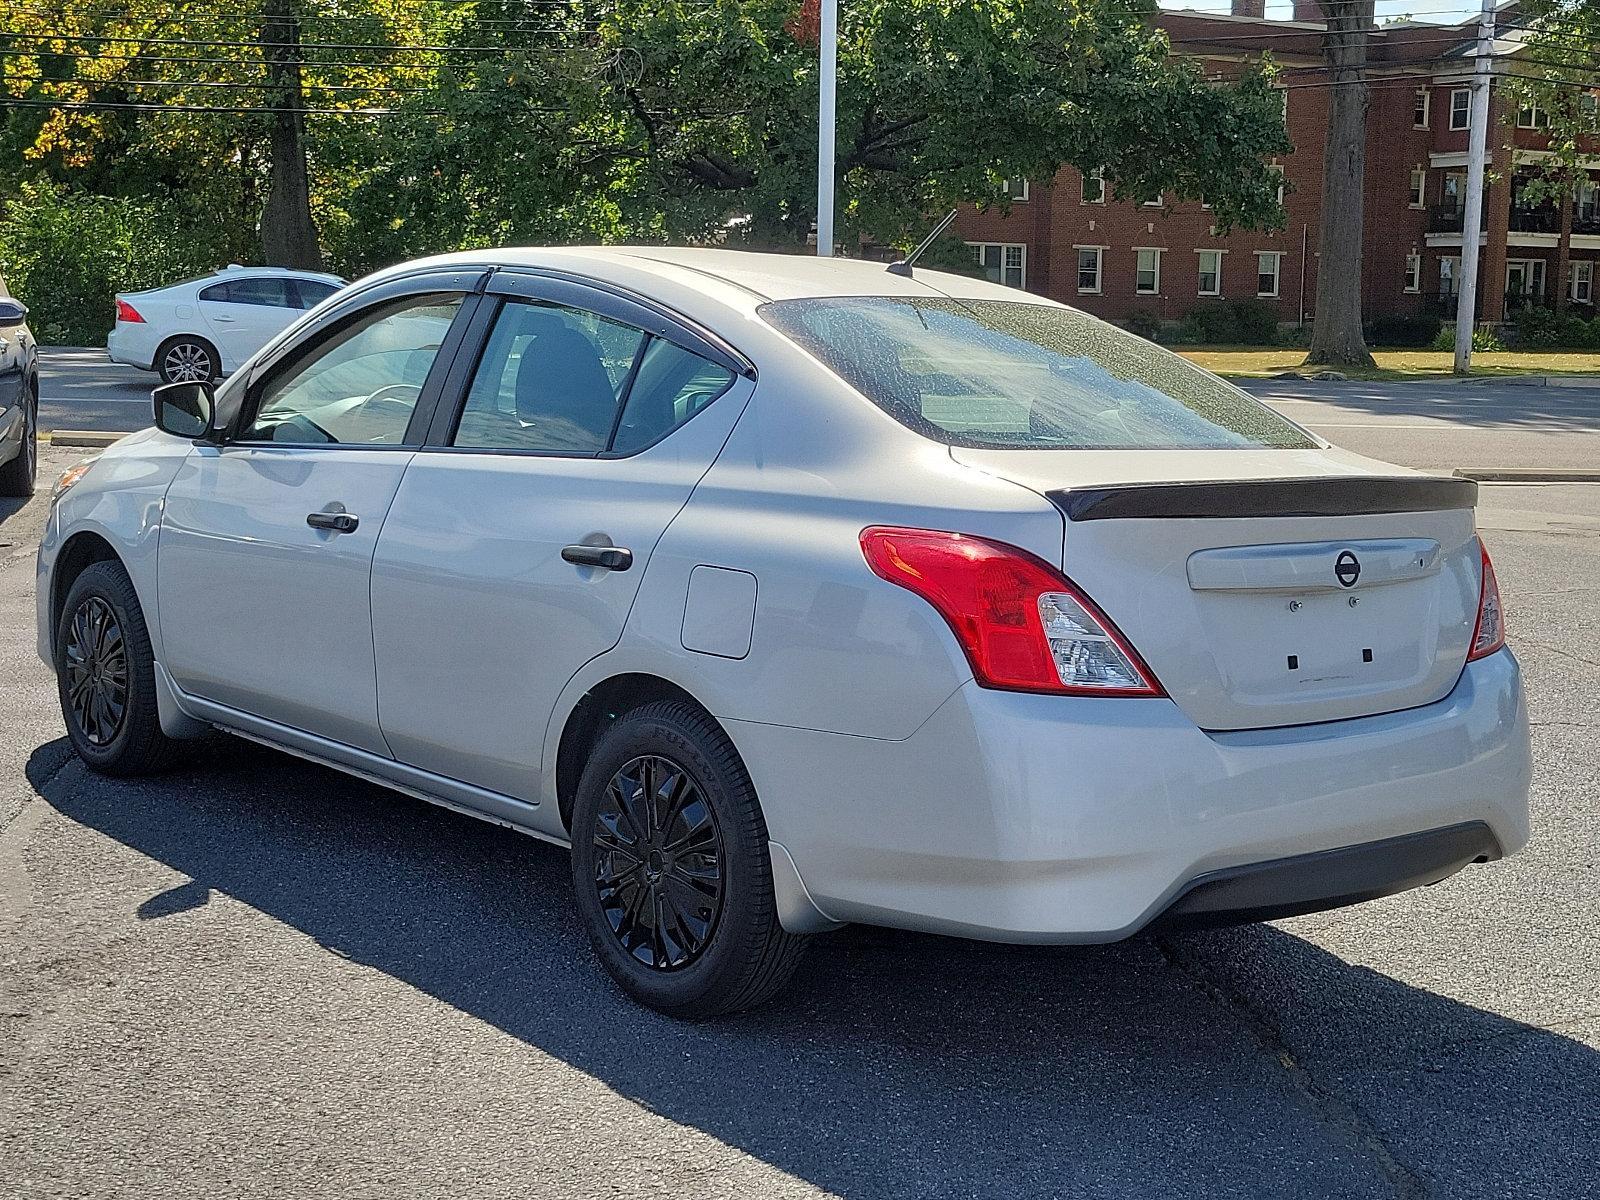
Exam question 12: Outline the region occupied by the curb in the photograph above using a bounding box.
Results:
[46,430,126,448]
[1455,467,1600,483]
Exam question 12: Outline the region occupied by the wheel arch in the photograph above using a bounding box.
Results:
[554,672,710,836]
[49,530,123,649]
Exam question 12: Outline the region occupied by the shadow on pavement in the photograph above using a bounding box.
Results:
[1241,378,1600,433]
[26,737,1599,1199]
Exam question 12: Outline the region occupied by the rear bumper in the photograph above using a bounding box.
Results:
[732,649,1531,942]
[1150,821,1501,931]
[105,325,154,371]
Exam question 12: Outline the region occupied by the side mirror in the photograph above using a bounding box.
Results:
[0,298,28,328]
[152,381,217,440]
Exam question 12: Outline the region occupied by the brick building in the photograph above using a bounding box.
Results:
[954,1,1600,332]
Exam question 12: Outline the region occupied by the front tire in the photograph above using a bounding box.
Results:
[0,380,37,497]
[570,700,808,1018]
[56,560,185,776]
[156,336,219,385]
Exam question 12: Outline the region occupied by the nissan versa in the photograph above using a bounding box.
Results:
[37,248,1531,1017]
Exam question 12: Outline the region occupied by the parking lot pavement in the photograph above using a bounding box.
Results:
[37,347,156,435]
[1,451,1596,1199]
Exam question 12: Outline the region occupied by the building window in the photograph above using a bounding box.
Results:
[1143,191,1164,208]
[1135,248,1163,295]
[974,242,1026,289]
[1516,103,1549,129]
[1269,164,1286,206]
[1577,179,1598,222]
[1440,256,1460,297]
[1572,261,1594,305]
[1450,88,1471,131]
[1081,167,1104,205]
[1255,251,1282,298]
[1002,178,1029,201]
[1076,246,1103,293]
[1404,253,1422,293]
[1414,87,1431,129]
[1409,169,1426,209]
[1506,259,1546,300]
[1197,249,1223,297]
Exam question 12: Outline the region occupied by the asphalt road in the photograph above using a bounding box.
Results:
[1,446,1596,1198]
[37,345,1600,475]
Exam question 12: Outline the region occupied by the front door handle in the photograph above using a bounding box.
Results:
[307,511,359,533]
[561,544,632,571]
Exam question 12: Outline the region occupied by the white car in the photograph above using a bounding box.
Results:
[107,264,346,384]
[39,248,1530,1017]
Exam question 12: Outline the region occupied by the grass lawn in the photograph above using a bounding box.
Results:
[1177,347,1600,382]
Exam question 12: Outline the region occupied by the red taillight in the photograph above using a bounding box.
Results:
[859,526,1163,696]
[1467,539,1505,661]
[115,298,143,324]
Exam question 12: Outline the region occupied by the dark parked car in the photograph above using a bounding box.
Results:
[0,272,39,497]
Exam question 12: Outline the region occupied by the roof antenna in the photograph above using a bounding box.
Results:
[886,208,959,277]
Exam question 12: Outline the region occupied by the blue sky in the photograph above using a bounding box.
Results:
[1160,2,1480,23]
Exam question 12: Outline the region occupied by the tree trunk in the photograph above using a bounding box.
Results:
[1554,186,1573,314]
[1304,1,1376,369]
[259,0,322,269]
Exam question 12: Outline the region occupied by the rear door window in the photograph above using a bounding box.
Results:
[200,278,296,308]
[760,297,1314,450]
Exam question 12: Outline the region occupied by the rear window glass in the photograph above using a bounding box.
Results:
[760,297,1315,450]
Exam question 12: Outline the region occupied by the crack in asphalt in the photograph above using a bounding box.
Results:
[1152,935,1429,1200]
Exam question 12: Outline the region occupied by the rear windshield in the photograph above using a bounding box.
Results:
[760,297,1315,450]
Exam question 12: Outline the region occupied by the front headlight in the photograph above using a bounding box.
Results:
[52,456,100,503]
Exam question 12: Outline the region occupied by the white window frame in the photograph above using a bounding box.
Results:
[1255,251,1282,298]
[1414,87,1431,129]
[1515,103,1548,130]
[1196,248,1224,297]
[973,242,1027,289]
[1505,258,1546,299]
[1409,169,1426,209]
[1134,247,1163,295]
[1269,164,1286,206]
[1143,191,1165,208]
[1450,88,1471,131]
[1002,178,1029,201]
[1572,260,1594,304]
[1075,245,1103,294]
[1081,167,1105,205]
[1404,253,1422,294]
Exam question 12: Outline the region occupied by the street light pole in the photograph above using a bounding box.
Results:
[816,0,837,257]
[1454,0,1496,374]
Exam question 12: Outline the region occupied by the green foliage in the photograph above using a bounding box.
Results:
[1367,313,1442,348]
[1510,305,1600,350]
[1175,299,1280,345]
[1431,324,1506,353]
[0,183,232,344]
[1125,309,1163,341]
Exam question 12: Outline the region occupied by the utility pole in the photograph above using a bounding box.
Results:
[815,0,837,256]
[1454,0,1496,374]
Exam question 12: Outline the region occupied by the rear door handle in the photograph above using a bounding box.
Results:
[307,511,359,533]
[561,544,632,571]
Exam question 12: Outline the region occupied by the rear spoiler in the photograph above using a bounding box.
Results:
[1051,477,1477,522]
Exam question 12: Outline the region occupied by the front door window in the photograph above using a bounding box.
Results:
[240,293,464,445]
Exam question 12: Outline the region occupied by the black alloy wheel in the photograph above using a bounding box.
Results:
[593,754,725,970]
[63,596,129,747]
[55,560,185,775]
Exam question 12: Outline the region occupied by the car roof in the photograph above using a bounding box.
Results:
[210,265,347,284]
[365,245,1052,308]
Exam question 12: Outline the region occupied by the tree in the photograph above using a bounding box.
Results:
[1304,0,1377,369]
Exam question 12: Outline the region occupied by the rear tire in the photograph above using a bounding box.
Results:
[56,560,185,776]
[156,336,219,385]
[570,700,808,1018]
[0,380,37,497]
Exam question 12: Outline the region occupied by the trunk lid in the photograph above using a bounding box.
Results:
[952,448,1482,731]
